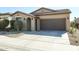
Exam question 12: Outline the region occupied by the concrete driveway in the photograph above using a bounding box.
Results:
[0,31,74,51]
[18,31,70,45]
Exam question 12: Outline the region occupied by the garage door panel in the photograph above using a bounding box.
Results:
[40,19,66,30]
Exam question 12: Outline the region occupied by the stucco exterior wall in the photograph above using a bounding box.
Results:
[31,18,36,31]
[66,16,70,31]
[38,14,69,19]
[37,19,40,31]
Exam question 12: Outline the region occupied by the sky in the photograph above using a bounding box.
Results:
[0,7,78,21]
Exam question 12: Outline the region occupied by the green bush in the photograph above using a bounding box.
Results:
[71,21,77,28]
[10,20,15,30]
[14,20,23,31]
[69,27,76,34]
[0,19,9,30]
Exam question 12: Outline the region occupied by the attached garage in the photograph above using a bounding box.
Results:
[31,7,71,31]
[40,19,66,31]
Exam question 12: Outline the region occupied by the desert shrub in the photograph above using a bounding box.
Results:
[71,21,77,28]
[69,27,76,34]
[71,17,77,28]
[14,20,23,31]
[10,20,15,30]
[0,19,9,30]
[69,17,77,34]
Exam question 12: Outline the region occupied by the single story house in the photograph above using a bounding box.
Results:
[0,7,71,31]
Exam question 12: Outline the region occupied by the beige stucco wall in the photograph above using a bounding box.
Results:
[38,14,69,19]
[31,18,36,31]
[36,13,70,31]
[66,16,70,31]
[37,19,40,31]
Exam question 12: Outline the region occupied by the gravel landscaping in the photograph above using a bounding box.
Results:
[68,30,79,46]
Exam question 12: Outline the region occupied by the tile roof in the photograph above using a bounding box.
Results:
[0,11,34,17]
[11,11,34,17]
[0,13,11,15]
[31,7,71,16]
[0,7,71,16]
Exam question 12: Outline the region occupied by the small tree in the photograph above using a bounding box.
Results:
[70,17,77,34]
[14,20,23,31]
[0,19,9,30]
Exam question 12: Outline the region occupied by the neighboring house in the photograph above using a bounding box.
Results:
[0,13,12,21]
[0,7,71,31]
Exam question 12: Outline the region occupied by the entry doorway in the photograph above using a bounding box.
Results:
[27,17,31,31]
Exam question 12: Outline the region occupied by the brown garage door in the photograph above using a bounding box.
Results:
[40,19,66,31]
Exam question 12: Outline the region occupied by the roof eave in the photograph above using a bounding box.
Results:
[11,11,35,17]
[33,12,71,16]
